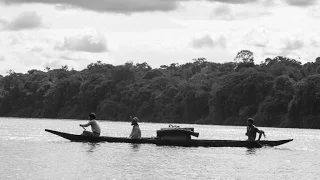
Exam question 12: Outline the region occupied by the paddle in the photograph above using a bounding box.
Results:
[255,141,263,148]
[79,125,86,130]
[255,131,266,148]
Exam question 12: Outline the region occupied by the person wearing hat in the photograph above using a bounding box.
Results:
[129,116,141,139]
[245,118,265,141]
[80,113,101,137]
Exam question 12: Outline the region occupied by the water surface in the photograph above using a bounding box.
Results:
[1,118,319,180]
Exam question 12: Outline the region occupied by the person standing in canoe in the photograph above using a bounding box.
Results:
[245,118,265,141]
[80,113,101,137]
[129,116,141,139]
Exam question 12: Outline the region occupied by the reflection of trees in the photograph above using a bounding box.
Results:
[0,53,320,128]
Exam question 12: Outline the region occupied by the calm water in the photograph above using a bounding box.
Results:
[1,118,320,180]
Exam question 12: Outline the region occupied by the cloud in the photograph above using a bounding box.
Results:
[1,0,317,15]
[209,0,259,4]
[308,6,320,18]
[243,27,269,47]
[60,55,81,61]
[283,38,304,50]
[59,52,88,61]
[311,37,320,47]
[211,4,233,20]
[260,0,277,6]
[262,36,305,58]
[210,4,272,20]
[191,35,226,49]
[1,0,262,14]
[191,35,215,49]
[218,36,227,48]
[1,11,44,31]
[42,60,65,69]
[2,0,178,13]
[283,0,318,6]
[56,30,108,53]
[0,18,7,26]
[0,56,5,61]
[30,46,44,52]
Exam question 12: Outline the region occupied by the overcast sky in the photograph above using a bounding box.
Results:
[0,0,320,75]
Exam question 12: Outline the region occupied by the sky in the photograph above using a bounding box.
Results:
[0,0,320,75]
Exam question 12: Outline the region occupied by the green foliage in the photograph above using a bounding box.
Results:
[0,54,320,129]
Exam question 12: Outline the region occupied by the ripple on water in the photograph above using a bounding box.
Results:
[1,118,320,180]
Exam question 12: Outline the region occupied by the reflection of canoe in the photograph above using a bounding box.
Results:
[45,129,293,148]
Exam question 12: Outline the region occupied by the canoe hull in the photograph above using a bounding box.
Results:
[45,129,293,148]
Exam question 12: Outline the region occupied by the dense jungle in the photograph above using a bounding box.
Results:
[1,50,319,128]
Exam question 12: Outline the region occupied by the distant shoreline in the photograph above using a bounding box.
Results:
[1,57,319,129]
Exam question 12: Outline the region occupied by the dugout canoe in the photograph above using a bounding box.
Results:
[45,129,293,148]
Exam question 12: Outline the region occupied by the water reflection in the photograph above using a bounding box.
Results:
[130,143,141,151]
[85,143,100,153]
[245,148,257,155]
[274,147,292,151]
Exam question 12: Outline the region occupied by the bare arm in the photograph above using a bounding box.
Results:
[80,121,92,127]
[257,130,265,141]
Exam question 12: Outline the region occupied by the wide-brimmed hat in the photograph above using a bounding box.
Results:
[132,117,139,122]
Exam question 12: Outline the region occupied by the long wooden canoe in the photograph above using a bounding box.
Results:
[45,129,293,148]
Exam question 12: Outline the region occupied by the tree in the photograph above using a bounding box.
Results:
[193,57,207,65]
[234,50,254,63]
[160,65,168,69]
[136,62,151,71]
[61,65,69,71]
[1,56,320,129]
[7,69,15,75]
[45,67,51,71]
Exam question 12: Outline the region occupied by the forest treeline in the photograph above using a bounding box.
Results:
[0,50,320,128]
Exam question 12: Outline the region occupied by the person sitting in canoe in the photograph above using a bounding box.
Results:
[79,113,101,137]
[245,118,266,141]
[129,116,141,139]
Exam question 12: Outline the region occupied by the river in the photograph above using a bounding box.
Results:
[1,117,319,180]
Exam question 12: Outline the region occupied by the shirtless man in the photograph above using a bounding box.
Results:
[80,113,101,137]
[245,118,265,141]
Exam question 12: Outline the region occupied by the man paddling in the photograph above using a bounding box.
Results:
[80,113,101,137]
[129,116,141,139]
[245,118,265,141]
